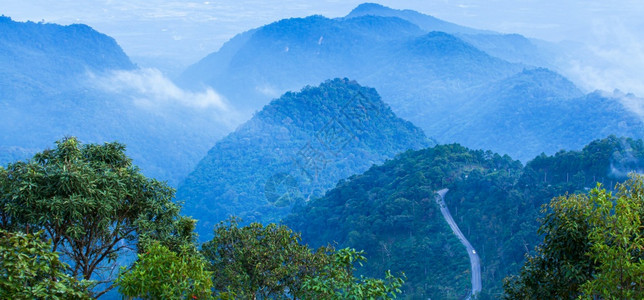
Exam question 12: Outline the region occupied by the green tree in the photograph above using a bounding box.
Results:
[201,218,332,298]
[301,248,404,299]
[0,137,180,297]
[0,229,92,299]
[503,174,644,299]
[580,176,644,299]
[115,240,213,299]
[201,219,404,299]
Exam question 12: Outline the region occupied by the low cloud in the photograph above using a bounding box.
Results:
[88,67,245,129]
[563,19,644,97]
[592,90,644,123]
[92,68,230,110]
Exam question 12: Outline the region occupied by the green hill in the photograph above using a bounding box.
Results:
[286,136,644,298]
[177,79,433,239]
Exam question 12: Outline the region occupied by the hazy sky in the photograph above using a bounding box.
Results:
[3,0,644,94]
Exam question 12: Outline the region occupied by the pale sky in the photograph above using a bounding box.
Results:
[3,1,644,94]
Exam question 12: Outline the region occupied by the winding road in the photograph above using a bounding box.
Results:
[435,188,481,298]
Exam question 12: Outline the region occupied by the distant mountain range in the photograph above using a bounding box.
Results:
[178,79,433,239]
[178,4,644,162]
[0,16,233,184]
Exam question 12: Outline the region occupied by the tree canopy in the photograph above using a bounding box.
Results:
[201,218,404,299]
[503,174,644,299]
[0,137,181,297]
[0,229,92,299]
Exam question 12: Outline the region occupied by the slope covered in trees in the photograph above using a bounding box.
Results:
[287,144,522,299]
[178,79,433,239]
[286,136,644,299]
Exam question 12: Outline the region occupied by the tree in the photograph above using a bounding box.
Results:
[115,241,213,299]
[503,174,644,299]
[0,229,92,299]
[0,137,181,297]
[580,175,644,299]
[201,218,405,299]
[300,248,404,299]
[201,218,332,299]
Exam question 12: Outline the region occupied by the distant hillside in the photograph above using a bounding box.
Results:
[345,3,553,67]
[286,136,644,298]
[178,13,523,116]
[0,17,232,184]
[430,68,644,161]
[177,79,433,238]
[0,16,134,96]
[179,4,644,163]
[345,2,491,35]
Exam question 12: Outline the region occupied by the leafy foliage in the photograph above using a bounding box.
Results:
[300,248,404,299]
[0,229,92,299]
[201,218,404,299]
[0,137,181,297]
[504,175,644,299]
[202,218,331,298]
[116,241,213,299]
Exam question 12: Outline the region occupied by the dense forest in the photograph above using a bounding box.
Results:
[287,136,644,299]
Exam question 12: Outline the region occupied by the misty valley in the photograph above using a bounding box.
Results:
[1,3,644,300]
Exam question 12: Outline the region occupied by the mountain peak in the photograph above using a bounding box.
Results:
[178,79,432,237]
[346,3,491,35]
[349,3,390,14]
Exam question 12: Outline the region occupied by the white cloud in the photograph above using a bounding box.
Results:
[563,19,644,98]
[92,68,230,110]
[614,92,644,122]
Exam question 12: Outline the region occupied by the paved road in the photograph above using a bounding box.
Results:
[435,188,481,298]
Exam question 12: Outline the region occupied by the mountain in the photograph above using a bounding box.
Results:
[0,17,233,184]
[178,13,523,118]
[0,16,134,86]
[178,4,643,164]
[429,68,644,161]
[345,3,554,67]
[286,136,644,298]
[177,79,433,239]
[345,2,491,35]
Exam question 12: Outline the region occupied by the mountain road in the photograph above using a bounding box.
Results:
[435,188,481,298]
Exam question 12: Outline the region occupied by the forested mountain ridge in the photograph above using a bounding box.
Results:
[0,17,233,184]
[177,78,433,239]
[345,3,552,67]
[286,136,644,299]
